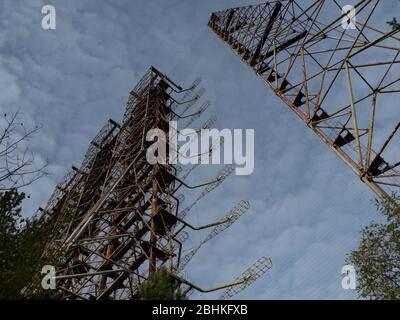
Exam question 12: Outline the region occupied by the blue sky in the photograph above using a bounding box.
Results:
[0,0,398,299]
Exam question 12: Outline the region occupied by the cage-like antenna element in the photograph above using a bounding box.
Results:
[178,200,250,272]
[219,256,273,300]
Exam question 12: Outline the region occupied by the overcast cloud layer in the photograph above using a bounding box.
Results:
[0,0,398,299]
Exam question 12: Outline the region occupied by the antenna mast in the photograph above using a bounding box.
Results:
[209,0,400,199]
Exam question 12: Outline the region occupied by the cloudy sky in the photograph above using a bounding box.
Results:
[0,0,398,299]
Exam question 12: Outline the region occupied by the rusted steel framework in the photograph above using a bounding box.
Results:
[209,0,400,199]
[35,67,271,299]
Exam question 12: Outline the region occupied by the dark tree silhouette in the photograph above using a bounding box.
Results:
[0,111,47,191]
[139,268,186,300]
[0,189,55,299]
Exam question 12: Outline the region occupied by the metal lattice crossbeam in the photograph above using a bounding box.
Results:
[209,0,400,199]
[219,256,273,300]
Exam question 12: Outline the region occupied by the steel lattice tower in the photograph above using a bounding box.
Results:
[209,0,400,199]
[31,67,272,300]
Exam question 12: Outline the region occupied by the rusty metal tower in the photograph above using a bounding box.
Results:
[209,0,400,199]
[33,67,271,299]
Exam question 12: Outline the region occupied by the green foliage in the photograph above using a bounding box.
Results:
[0,189,25,299]
[348,195,400,300]
[0,189,54,299]
[387,17,400,30]
[139,268,186,300]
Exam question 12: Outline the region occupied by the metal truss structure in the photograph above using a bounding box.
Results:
[209,0,400,199]
[34,67,271,300]
[219,256,273,300]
